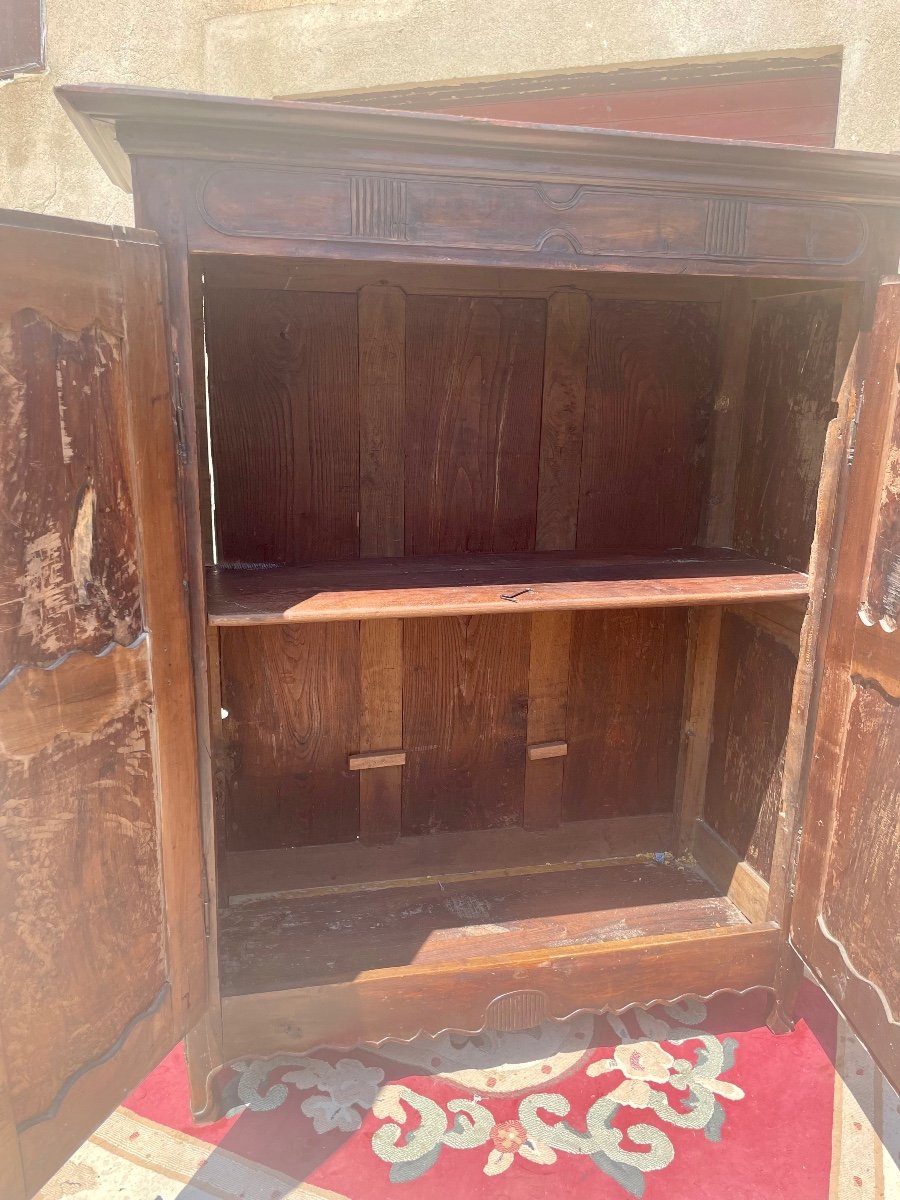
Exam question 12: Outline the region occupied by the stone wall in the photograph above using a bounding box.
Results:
[1,0,898,224]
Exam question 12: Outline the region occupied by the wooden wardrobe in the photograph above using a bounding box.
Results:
[1,86,898,1196]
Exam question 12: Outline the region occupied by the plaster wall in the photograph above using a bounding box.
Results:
[1,0,898,225]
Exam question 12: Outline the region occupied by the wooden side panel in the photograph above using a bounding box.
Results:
[0,645,164,1124]
[0,311,141,676]
[221,623,360,849]
[402,614,529,834]
[576,300,717,552]
[563,609,688,821]
[734,292,843,569]
[404,295,545,554]
[704,611,796,879]
[205,288,359,564]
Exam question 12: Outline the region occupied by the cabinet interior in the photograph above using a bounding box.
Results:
[193,255,852,997]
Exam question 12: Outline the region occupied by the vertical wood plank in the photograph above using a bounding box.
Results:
[524,291,588,828]
[535,290,590,552]
[703,282,755,546]
[205,288,360,564]
[673,607,722,854]
[524,611,572,829]
[359,618,404,844]
[403,295,545,554]
[359,285,405,558]
[403,614,529,834]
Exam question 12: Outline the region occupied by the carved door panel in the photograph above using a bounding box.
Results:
[791,280,900,1088]
[0,211,206,1197]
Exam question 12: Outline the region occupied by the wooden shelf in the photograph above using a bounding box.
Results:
[207,548,808,625]
[219,855,747,994]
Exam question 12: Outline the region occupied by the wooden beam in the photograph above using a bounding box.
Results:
[692,817,770,924]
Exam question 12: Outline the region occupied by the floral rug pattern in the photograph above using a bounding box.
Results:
[231,999,743,1194]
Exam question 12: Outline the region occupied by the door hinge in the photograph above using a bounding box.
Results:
[202,895,211,940]
[847,382,865,468]
[171,349,189,464]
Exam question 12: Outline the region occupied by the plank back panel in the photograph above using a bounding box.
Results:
[402,614,529,834]
[576,300,718,553]
[205,287,359,564]
[221,623,360,849]
[703,610,796,879]
[563,608,689,821]
[404,295,545,554]
[733,292,843,570]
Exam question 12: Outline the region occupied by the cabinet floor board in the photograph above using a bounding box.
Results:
[219,858,745,994]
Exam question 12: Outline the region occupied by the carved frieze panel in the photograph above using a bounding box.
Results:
[200,165,867,266]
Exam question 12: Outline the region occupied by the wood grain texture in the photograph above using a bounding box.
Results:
[576,300,717,552]
[704,281,754,545]
[221,623,360,850]
[219,859,743,993]
[219,924,780,1060]
[226,812,674,900]
[358,620,403,844]
[564,609,689,821]
[404,295,545,554]
[205,287,359,564]
[0,310,140,676]
[704,611,796,880]
[524,611,571,829]
[358,285,405,558]
[535,290,589,551]
[820,675,899,1016]
[402,614,529,834]
[206,549,809,624]
[0,643,165,1125]
[734,291,844,570]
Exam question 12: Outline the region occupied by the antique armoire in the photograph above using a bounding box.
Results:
[1,85,898,1195]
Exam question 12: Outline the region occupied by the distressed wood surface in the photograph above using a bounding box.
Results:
[221,623,360,850]
[219,859,743,993]
[564,609,688,821]
[226,812,674,900]
[0,310,140,676]
[402,614,529,835]
[734,292,844,570]
[404,295,545,555]
[205,287,359,564]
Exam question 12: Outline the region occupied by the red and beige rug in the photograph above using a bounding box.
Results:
[39,982,898,1199]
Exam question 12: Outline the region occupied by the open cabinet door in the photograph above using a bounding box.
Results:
[0,211,207,1197]
[791,280,900,1089]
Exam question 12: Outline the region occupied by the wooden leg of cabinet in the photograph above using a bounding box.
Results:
[184,1008,228,1124]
